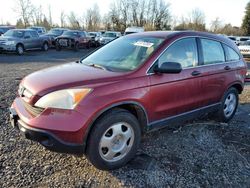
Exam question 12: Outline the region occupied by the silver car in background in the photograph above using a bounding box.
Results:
[100,31,121,45]
[0,29,50,55]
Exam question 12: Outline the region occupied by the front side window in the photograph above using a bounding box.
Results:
[201,39,225,65]
[81,36,164,72]
[158,38,198,68]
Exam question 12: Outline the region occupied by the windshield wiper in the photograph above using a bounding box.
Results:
[86,63,107,70]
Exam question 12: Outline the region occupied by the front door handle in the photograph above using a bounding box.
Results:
[224,66,231,70]
[191,70,201,76]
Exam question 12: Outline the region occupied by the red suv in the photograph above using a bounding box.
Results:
[10,31,247,170]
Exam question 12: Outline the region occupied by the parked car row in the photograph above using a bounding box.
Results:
[0,27,125,55]
[0,29,50,55]
[227,35,250,46]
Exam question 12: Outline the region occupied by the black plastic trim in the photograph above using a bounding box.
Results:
[148,103,221,131]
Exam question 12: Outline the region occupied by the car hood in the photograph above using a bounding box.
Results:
[0,36,19,41]
[101,37,116,40]
[21,62,126,99]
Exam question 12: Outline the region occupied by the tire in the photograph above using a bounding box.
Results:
[85,41,90,49]
[16,44,24,55]
[42,42,49,51]
[74,42,79,52]
[86,108,141,170]
[216,87,238,122]
[55,43,61,51]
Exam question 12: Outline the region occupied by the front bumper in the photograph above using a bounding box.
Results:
[9,107,84,155]
[9,98,88,155]
[0,44,16,52]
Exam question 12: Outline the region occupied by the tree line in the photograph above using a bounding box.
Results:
[3,0,250,36]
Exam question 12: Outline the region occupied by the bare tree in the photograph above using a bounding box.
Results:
[32,5,43,26]
[60,11,66,28]
[48,5,53,26]
[210,17,222,33]
[68,12,80,29]
[14,0,34,27]
[85,4,101,31]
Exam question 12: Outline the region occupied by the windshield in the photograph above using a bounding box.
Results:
[89,33,96,36]
[3,30,24,38]
[48,29,64,35]
[63,31,79,36]
[81,36,164,72]
[103,32,117,38]
[240,41,250,46]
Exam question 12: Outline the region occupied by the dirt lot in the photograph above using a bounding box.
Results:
[0,51,250,187]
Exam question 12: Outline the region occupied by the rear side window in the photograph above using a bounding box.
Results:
[158,38,198,68]
[30,31,39,38]
[223,44,240,61]
[201,39,225,65]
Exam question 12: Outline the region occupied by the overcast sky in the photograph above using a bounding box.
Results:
[0,0,248,27]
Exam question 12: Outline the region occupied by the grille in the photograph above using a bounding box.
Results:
[240,49,250,52]
[23,101,44,116]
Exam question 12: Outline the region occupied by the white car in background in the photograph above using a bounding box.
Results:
[238,40,250,58]
[228,36,238,45]
[99,31,121,45]
[237,36,250,46]
[124,27,144,35]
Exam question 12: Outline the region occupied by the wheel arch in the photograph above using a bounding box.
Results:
[83,101,149,152]
[16,43,25,50]
[227,81,244,94]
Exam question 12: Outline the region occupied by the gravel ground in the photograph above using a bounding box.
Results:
[0,62,250,188]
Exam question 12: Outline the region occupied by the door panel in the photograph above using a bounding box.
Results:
[149,38,203,122]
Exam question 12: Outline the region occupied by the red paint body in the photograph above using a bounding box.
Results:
[11,31,247,147]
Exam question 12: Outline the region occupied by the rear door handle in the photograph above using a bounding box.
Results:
[191,71,201,76]
[224,66,231,70]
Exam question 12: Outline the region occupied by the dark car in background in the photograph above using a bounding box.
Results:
[28,26,47,35]
[44,28,69,46]
[10,31,247,170]
[0,29,50,55]
[55,30,91,51]
[0,26,15,36]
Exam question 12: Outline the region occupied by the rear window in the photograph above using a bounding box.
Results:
[201,39,225,65]
[223,44,240,61]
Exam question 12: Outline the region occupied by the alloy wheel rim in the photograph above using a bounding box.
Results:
[18,46,23,54]
[44,43,48,51]
[99,122,135,162]
[223,93,236,118]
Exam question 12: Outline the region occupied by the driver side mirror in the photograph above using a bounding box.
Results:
[154,62,182,74]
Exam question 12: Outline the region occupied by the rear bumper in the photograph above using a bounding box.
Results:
[9,107,85,155]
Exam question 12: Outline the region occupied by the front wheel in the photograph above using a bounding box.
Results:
[86,109,141,170]
[16,44,24,55]
[216,87,238,122]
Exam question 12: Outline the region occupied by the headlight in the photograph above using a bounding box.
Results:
[5,41,15,45]
[35,88,92,109]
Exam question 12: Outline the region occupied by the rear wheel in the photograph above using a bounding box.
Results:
[16,44,24,55]
[216,87,238,122]
[86,109,141,170]
[42,42,49,51]
[74,42,79,51]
